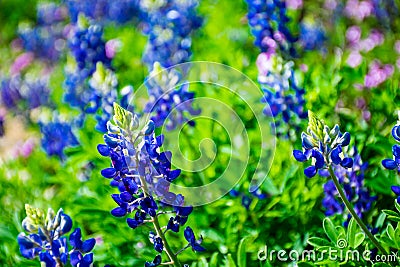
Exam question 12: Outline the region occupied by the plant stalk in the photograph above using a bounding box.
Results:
[327,165,388,255]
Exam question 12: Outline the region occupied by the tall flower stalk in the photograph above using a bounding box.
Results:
[98,103,204,267]
[17,205,95,267]
[293,111,387,255]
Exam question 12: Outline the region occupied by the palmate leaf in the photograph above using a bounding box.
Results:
[323,218,338,243]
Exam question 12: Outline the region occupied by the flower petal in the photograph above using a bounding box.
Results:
[382,159,397,170]
[293,150,307,162]
[304,166,317,178]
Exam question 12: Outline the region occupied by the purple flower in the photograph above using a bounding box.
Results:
[184,227,205,252]
[364,60,394,88]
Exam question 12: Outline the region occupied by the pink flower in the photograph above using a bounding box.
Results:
[300,64,308,72]
[256,53,273,76]
[10,52,34,74]
[105,39,121,59]
[346,50,362,68]
[12,138,36,159]
[358,30,384,52]
[346,26,361,45]
[286,0,303,9]
[261,36,277,54]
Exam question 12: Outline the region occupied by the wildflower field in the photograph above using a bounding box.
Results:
[1,0,400,266]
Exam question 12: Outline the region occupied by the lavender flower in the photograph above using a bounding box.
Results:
[98,103,204,266]
[140,0,202,69]
[17,205,95,267]
[293,111,353,178]
[344,0,374,22]
[364,60,394,88]
[144,62,200,130]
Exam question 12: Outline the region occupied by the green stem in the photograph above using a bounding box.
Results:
[138,174,181,267]
[327,165,388,255]
[128,128,181,266]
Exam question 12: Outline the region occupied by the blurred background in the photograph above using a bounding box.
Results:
[0,0,400,266]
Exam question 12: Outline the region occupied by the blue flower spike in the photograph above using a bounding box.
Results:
[97,103,204,266]
[17,205,96,266]
[293,111,354,178]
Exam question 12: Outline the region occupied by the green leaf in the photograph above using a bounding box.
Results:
[209,252,219,267]
[237,236,251,267]
[373,263,392,267]
[382,209,399,217]
[323,218,338,243]
[354,233,365,248]
[387,216,400,222]
[347,217,357,248]
[307,237,332,248]
[387,224,395,240]
[395,201,400,214]
[225,254,237,267]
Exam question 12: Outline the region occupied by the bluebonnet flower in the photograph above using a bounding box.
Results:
[257,53,307,138]
[21,76,51,109]
[0,75,51,111]
[382,123,400,172]
[145,255,161,267]
[70,228,96,267]
[391,186,400,203]
[140,0,202,69]
[0,110,4,137]
[40,120,79,159]
[229,188,267,210]
[184,226,205,252]
[18,3,67,62]
[68,19,110,78]
[87,63,120,132]
[0,76,22,109]
[381,121,400,203]
[245,0,298,57]
[64,17,110,112]
[320,148,376,225]
[64,17,129,133]
[98,103,204,266]
[144,62,200,130]
[17,205,95,267]
[299,22,326,51]
[372,0,399,30]
[65,0,140,24]
[293,111,353,178]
